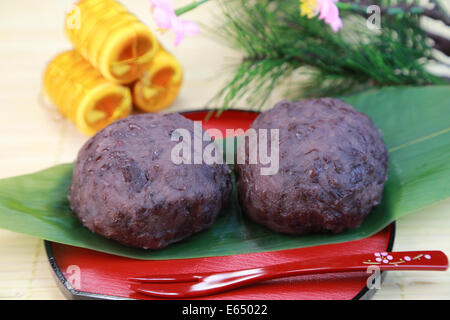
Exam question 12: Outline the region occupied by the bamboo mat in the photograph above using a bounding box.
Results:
[0,0,449,300]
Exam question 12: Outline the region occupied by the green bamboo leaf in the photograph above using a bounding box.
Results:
[0,86,448,260]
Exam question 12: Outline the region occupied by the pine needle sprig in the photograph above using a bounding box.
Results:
[212,0,449,110]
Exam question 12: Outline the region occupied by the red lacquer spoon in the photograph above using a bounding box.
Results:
[129,250,448,298]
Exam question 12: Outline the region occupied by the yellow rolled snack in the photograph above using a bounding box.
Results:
[44,50,132,136]
[133,48,183,112]
[66,0,158,84]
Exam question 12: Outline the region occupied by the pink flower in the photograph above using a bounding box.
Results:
[317,0,343,32]
[149,0,200,46]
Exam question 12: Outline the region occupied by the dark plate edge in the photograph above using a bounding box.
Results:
[44,240,129,300]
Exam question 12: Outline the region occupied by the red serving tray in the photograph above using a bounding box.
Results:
[45,109,395,300]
